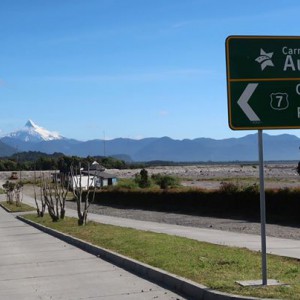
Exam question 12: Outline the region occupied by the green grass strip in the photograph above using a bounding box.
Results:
[23,214,300,299]
[0,201,35,212]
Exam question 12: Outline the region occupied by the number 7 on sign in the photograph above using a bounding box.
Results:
[270,93,289,111]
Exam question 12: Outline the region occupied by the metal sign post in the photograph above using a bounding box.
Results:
[258,130,267,285]
[224,36,300,286]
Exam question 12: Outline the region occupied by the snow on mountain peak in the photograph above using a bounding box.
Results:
[25,119,38,128]
[7,120,64,142]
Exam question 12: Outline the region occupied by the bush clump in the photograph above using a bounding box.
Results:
[151,174,180,189]
[134,168,151,188]
[219,182,239,193]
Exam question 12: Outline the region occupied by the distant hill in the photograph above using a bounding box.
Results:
[0,141,16,157]
[1,133,300,162]
[1,120,300,162]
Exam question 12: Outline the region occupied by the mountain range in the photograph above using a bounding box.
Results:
[1,120,300,162]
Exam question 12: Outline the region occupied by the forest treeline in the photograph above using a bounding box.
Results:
[0,151,142,172]
[0,151,283,172]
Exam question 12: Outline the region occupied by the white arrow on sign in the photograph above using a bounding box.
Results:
[237,83,260,122]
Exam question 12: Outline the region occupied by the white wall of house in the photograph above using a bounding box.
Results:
[70,175,96,190]
[70,174,118,189]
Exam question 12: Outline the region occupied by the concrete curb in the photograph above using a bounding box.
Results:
[0,202,11,213]
[17,216,265,300]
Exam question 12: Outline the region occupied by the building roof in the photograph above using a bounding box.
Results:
[82,170,116,179]
[90,162,105,171]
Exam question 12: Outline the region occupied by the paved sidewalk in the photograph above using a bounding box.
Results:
[20,194,300,260]
[0,205,185,300]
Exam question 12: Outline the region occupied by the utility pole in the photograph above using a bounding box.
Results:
[103,131,106,157]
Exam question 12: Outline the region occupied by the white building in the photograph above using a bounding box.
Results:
[70,162,117,190]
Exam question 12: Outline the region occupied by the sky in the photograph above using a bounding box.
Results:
[2,0,300,141]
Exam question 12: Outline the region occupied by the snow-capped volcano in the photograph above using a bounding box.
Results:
[5,120,64,142]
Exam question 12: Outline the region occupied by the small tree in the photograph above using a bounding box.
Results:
[135,168,151,188]
[14,182,23,207]
[42,175,59,222]
[33,171,46,217]
[40,172,69,222]
[55,173,69,219]
[70,163,96,226]
[2,180,23,206]
[3,181,15,204]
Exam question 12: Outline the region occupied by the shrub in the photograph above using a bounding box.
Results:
[151,174,180,189]
[135,169,151,188]
[115,178,139,190]
[219,181,239,193]
[242,183,259,193]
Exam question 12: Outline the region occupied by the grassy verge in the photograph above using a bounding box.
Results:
[23,214,300,299]
[0,201,35,212]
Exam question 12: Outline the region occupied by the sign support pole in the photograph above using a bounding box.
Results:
[258,129,267,285]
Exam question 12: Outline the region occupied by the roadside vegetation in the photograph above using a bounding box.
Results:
[134,168,180,189]
[0,201,34,212]
[23,213,300,299]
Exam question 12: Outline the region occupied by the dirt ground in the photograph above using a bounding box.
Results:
[107,163,300,190]
[0,163,298,189]
[17,163,300,241]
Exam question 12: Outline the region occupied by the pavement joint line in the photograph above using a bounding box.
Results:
[17,215,263,300]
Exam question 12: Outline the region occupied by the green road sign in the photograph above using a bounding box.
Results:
[226,35,300,130]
